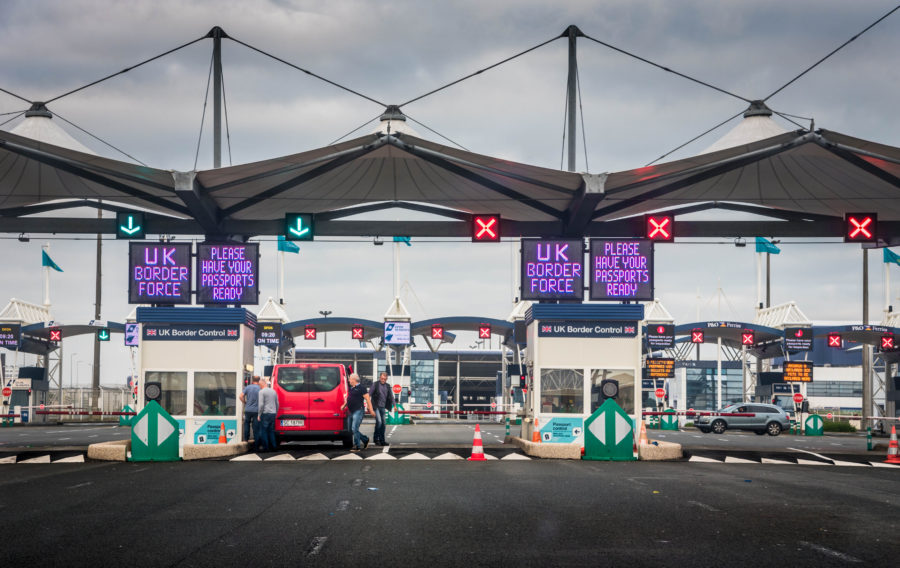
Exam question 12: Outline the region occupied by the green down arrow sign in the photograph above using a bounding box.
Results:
[116,212,145,239]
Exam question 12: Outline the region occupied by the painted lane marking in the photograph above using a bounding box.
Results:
[798,541,861,563]
[66,482,93,489]
[336,500,349,511]
[306,536,328,557]
[687,500,721,512]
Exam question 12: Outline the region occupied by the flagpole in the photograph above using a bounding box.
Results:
[279,248,285,305]
[42,242,51,308]
[885,252,892,314]
[756,250,763,309]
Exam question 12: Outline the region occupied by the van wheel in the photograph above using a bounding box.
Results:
[711,420,727,434]
[766,422,782,436]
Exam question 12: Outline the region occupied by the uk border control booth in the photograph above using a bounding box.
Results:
[520,239,648,446]
[130,242,258,450]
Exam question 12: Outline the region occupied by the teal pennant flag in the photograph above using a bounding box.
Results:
[277,236,300,254]
[41,250,64,272]
[755,237,780,255]
[393,236,412,247]
[885,248,900,266]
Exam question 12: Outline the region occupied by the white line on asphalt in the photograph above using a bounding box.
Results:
[59,438,71,441]
[336,500,349,511]
[687,500,720,512]
[67,482,93,490]
[306,536,328,557]
[798,541,861,563]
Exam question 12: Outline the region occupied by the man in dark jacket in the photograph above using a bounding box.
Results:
[368,371,395,446]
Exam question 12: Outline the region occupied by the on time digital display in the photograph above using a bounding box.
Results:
[0,324,21,349]
[197,243,259,305]
[520,239,584,301]
[589,239,653,301]
[129,243,193,304]
[255,322,282,347]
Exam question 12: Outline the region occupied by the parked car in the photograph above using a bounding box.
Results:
[272,363,352,448]
[695,403,790,436]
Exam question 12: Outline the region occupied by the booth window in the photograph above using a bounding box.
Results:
[540,368,583,413]
[590,369,635,414]
[194,372,237,416]
[146,371,187,415]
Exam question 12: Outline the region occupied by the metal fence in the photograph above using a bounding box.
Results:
[43,387,133,422]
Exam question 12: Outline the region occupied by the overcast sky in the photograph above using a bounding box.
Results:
[2,0,900,385]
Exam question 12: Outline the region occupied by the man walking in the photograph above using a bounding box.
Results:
[257,378,279,452]
[341,373,375,451]
[239,375,261,449]
[368,371,395,446]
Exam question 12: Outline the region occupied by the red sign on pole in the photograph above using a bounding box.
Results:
[392,384,402,395]
[741,331,755,346]
[655,388,666,399]
[2,387,11,397]
[691,329,704,343]
[793,393,804,404]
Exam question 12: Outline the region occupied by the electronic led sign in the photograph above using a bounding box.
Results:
[882,335,896,350]
[285,213,315,241]
[472,214,501,242]
[690,329,704,343]
[646,358,675,379]
[351,325,365,340]
[520,239,584,301]
[255,322,282,347]
[129,243,192,304]
[646,324,674,349]
[49,328,62,342]
[783,361,814,383]
[827,333,842,348]
[741,330,755,346]
[645,215,674,242]
[783,327,813,351]
[0,324,21,349]
[589,239,653,301]
[97,328,111,342]
[431,324,444,340]
[116,212,145,239]
[479,324,492,339]
[197,243,259,305]
[844,213,877,243]
[384,321,411,345]
[304,326,317,340]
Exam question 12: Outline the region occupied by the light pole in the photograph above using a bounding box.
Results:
[319,310,332,348]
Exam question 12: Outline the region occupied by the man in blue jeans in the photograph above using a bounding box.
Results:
[257,378,279,452]
[341,373,374,451]
[368,371,395,446]
[239,375,261,449]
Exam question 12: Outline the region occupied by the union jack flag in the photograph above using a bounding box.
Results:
[624,326,635,333]
[541,325,552,333]
[227,328,238,337]
[146,329,157,336]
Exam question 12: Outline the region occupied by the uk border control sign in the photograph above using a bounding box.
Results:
[583,398,636,461]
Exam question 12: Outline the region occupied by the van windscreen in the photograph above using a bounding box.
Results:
[309,367,341,392]
[276,367,306,392]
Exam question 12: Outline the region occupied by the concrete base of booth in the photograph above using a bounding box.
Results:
[507,436,582,459]
[87,439,130,462]
[182,442,250,461]
[637,440,683,461]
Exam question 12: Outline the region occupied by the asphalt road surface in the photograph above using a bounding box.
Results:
[1,459,897,566]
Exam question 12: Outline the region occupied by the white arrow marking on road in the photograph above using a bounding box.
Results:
[589,411,606,445]
[157,415,175,443]
[133,415,148,446]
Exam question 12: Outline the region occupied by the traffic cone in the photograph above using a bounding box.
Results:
[467,424,487,461]
[885,425,900,464]
[639,422,650,446]
[218,422,227,444]
[531,418,541,443]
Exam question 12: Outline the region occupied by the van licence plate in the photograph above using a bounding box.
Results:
[281,419,305,427]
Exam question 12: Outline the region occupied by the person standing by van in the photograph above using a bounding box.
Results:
[239,376,261,448]
[341,373,374,451]
[369,372,395,446]
[257,378,279,452]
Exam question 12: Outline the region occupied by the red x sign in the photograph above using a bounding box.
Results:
[304,326,317,340]
[741,331,755,346]
[479,324,491,339]
[431,325,444,340]
[472,215,501,242]
[882,335,895,349]
[351,326,364,340]
[49,328,62,342]
[691,330,704,343]
[827,334,842,348]
[645,215,674,241]
[844,213,877,242]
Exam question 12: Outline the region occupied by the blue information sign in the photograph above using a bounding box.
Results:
[143,324,240,341]
[384,321,411,345]
[537,320,638,338]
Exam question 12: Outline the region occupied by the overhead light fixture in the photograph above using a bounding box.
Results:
[734,237,746,247]
[373,237,384,246]
[18,233,30,243]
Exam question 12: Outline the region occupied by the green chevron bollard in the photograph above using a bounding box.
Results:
[867,427,873,451]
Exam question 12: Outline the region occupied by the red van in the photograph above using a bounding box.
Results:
[272,363,352,448]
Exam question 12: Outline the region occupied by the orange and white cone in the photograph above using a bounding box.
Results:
[886,425,900,464]
[531,418,541,443]
[639,421,650,446]
[468,424,487,461]
[218,422,227,444]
